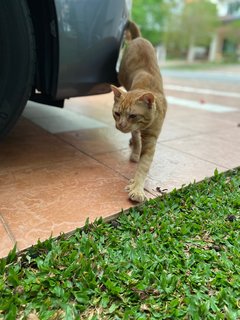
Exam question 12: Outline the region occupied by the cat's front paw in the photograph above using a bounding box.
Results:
[128,188,147,203]
[125,179,135,192]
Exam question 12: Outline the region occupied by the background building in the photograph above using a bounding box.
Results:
[209,0,240,61]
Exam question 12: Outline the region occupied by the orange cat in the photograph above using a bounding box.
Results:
[111,21,167,203]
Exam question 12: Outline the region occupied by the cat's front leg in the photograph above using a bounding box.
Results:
[126,179,147,202]
[127,134,157,202]
[129,130,141,163]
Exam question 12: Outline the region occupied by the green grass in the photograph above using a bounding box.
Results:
[1,168,240,320]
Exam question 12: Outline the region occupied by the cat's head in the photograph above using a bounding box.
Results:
[111,85,156,133]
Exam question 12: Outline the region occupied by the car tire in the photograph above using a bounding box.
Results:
[0,0,35,138]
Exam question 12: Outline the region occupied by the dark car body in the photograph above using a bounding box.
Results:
[0,0,131,137]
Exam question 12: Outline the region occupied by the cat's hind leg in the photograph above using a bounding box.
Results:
[130,130,141,163]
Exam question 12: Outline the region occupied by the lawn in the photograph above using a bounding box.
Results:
[0,168,239,320]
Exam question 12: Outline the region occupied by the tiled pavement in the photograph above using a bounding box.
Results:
[0,65,239,258]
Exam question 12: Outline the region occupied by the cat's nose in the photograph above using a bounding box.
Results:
[118,120,127,129]
[117,121,128,132]
[119,122,127,129]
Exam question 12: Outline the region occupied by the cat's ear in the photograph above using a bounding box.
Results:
[110,85,123,102]
[138,93,155,109]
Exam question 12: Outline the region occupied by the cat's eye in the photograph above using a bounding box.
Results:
[114,111,120,117]
[129,114,137,119]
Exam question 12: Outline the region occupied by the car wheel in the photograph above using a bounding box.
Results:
[0,0,35,138]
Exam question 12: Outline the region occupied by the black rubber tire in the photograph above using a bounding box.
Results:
[0,0,35,138]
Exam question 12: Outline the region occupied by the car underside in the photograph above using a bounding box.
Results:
[0,0,129,137]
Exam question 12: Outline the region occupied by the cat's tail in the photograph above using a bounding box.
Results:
[125,20,141,40]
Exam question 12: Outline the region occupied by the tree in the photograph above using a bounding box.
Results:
[228,20,240,43]
[222,20,240,62]
[178,0,219,62]
[132,0,219,61]
[132,0,177,46]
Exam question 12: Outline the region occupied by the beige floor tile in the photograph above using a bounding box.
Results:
[147,144,227,193]
[166,105,237,134]
[95,144,227,195]
[159,116,198,142]
[0,159,134,251]
[208,126,240,143]
[65,93,114,125]
[0,133,83,172]
[9,117,48,137]
[23,102,108,133]
[95,148,136,179]
[57,127,131,156]
[215,112,240,124]
[0,219,15,258]
[162,130,240,169]
[0,170,15,188]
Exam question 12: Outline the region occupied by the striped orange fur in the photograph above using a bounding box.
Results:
[111,21,167,202]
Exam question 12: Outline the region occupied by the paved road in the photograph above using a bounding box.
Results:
[161,65,240,113]
[162,68,240,83]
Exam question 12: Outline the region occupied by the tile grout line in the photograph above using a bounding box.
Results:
[55,134,223,199]
[159,131,230,144]
[55,135,158,198]
[61,141,160,198]
[158,124,240,143]
[54,134,154,203]
[159,142,231,170]
[55,134,131,181]
[159,132,204,144]
[54,131,233,197]
[0,213,18,250]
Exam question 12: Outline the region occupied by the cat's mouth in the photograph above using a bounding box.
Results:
[116,124,130,133]
[117,126,131,133]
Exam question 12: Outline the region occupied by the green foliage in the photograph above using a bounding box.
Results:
[227,20,240,44]
[222,20,240,62]
[164,0,219,59]
[181,0,219,46]
[132,0,177,46]
[0,168,240,319]
[132,0,219,59]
